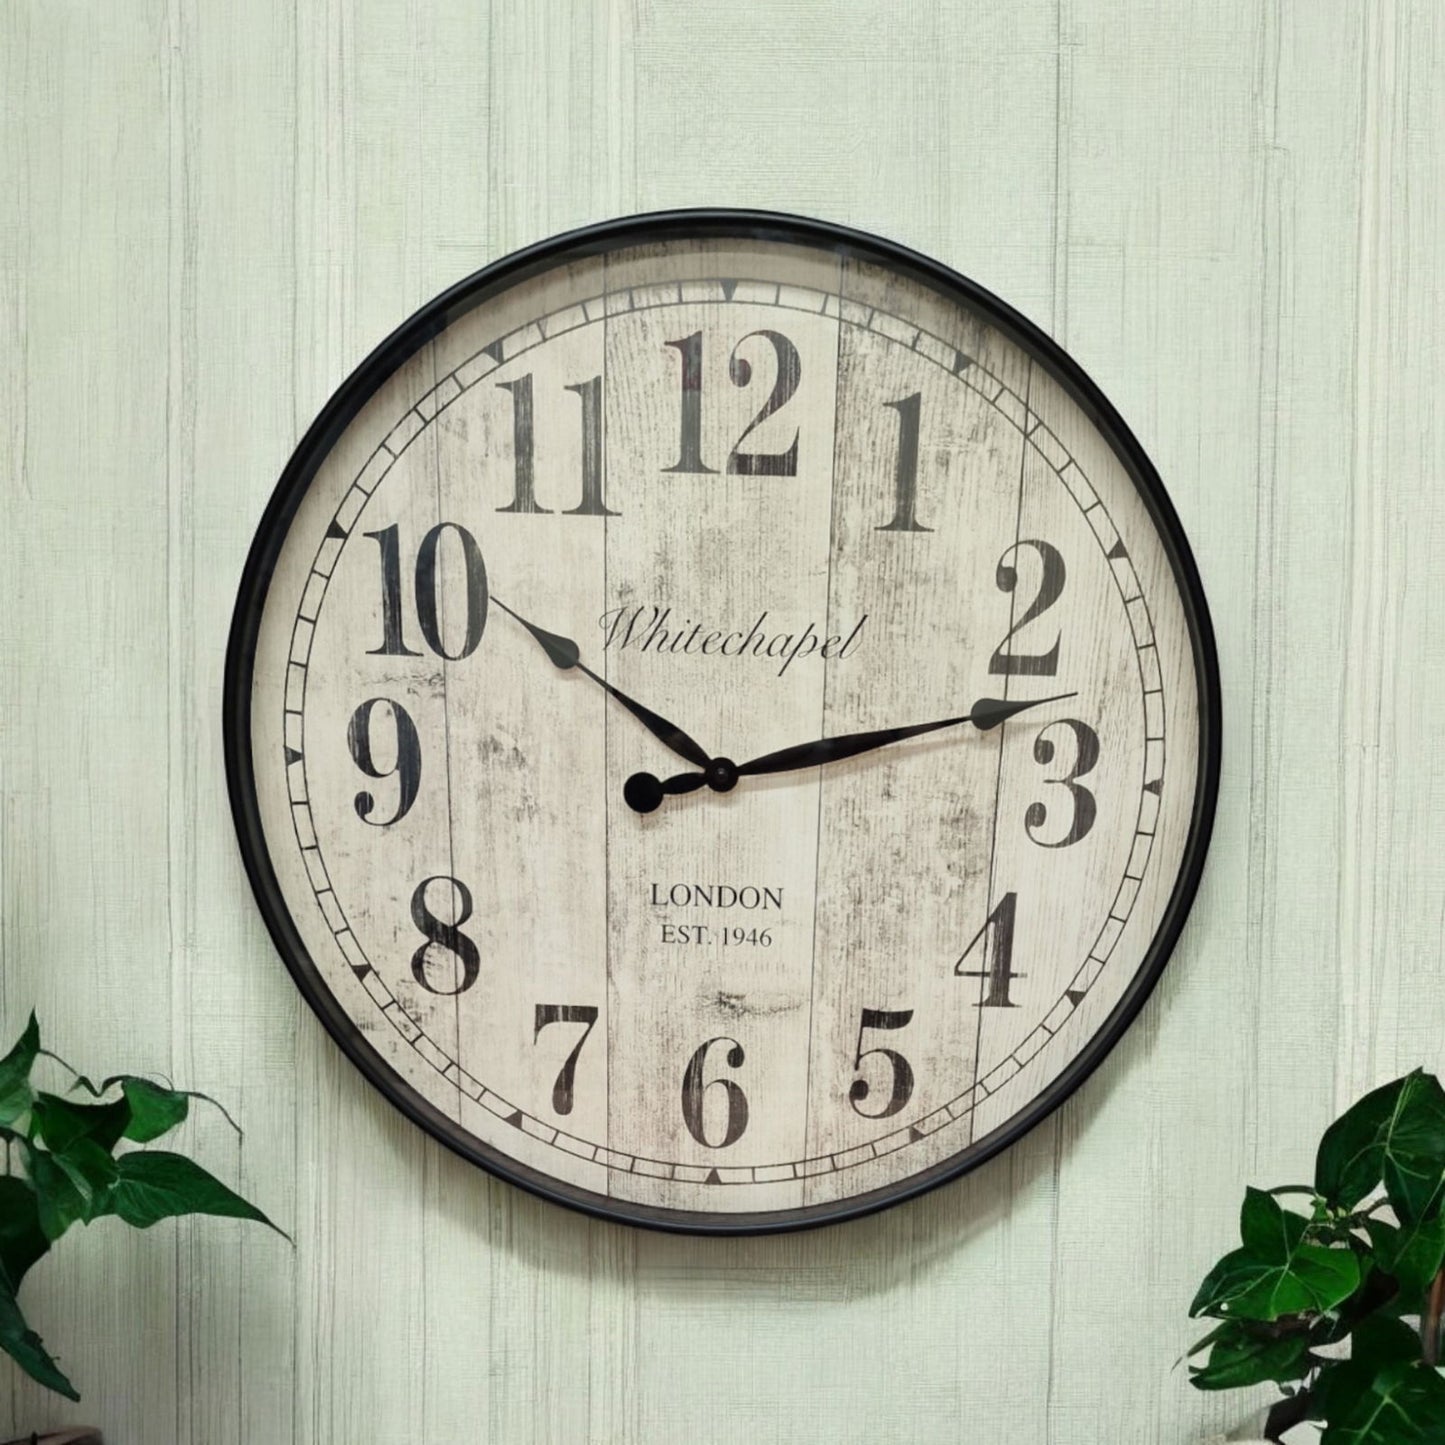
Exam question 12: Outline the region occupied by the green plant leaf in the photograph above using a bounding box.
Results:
[1316,1357,1445,1444]
[119,1078,189,1143]
[0,1277,77,1402]
[0,1015,40,1128]
[25,1149,88,1242]
[103,1151,285,1236]
[31,1092,131,1156]
[0,1177,49,1292]
[1369,1184,1445,1297]
[50,1139,119,1217]
[1191,1190,1361,1321]
[1187,1319,1313,1391]
[1317,1071,1445,1219]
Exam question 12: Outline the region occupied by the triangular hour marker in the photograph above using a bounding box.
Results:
[1144,778,1163,795]
[482,338,504,364]
[720,279,738,301]
[1107,538,1128,560]
[705,1168,722,1185]
[284,747,303,766]
[908,1126,925,1143]
[326,519,347,540]
[504,1110,523,1128]
[1066,989,1086,1007]
[953,350,973,374]
[351,963,372,980]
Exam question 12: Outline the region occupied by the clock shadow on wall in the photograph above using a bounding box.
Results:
[225,210,1221,1237]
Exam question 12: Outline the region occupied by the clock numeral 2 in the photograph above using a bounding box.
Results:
[954,892,1021,1008]
[663,329,801,477]
[410,875,481,996]
[990,539,1066,677]
[534,1004,599,1116]
[365,522,489,661]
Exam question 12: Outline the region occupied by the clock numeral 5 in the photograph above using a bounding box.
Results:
[365,522,489,660]
[663,329,801,477]
[533,1005,599,1116]
[848,1008,915,1119]
[680,1036,749,1148]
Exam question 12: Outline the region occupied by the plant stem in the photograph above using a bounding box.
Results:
[1424,1267,1445,1367]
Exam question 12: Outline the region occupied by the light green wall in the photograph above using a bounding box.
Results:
[2,2,1440,1441]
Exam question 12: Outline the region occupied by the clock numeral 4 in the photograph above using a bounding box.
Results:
[680,1036,749,1148]
[954,892,1022,1008]
[533,1004,599,1116]
[663,329,801,477]
[365,522,489,661]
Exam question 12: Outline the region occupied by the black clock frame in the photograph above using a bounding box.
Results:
[224,208,1222,1235]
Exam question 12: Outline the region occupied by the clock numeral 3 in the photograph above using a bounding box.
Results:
[848,1008,915,1119]
[1026,719,1100,847]
[365,522,489,661]
[347,697,422,826]
[663,329,801,477]
[989,539,1066,677]
[954,892,1021,1008]
[680,1036,749,1148]
[410,875,481,996]
[533,1004,599,1116]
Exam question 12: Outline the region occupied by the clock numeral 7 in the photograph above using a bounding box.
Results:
[533,1005,599,1116]
[848,1008,915,1119]
[954,892,1021,1008]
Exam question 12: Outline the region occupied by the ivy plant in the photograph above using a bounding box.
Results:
[1187,1069,1445,1443]
[0,1013,283,1401]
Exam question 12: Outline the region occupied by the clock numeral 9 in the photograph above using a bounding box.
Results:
[347,697,422,826]
[1026,720,1100,847]
[680,1036,749,1148]
[410,875,481,996]
[365,522,489,661]
[663,329,801,477]
[848,1008,915,1119]
[990,539,1066,677]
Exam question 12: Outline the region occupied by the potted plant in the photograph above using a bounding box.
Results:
[0,1014,283,1440]
[1187,1069,1445,1443]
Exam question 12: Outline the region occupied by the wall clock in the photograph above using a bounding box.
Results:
[226,211,1220,1233]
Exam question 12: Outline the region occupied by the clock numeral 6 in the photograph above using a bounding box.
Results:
[365,521,489,661]
[848,1008,915,1119]
[410,875,481,996]
[347,697,422,826]
[1026,719,1100,847]
[680,1036,749,1148]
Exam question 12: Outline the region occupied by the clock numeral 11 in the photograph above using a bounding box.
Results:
[495,372,618,517]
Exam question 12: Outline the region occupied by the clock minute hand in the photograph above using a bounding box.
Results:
[734,692,1079,778]
[492,598,712,770]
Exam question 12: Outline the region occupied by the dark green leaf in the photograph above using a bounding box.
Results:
[0,1277,77,1401]
[0,1177,49,1292]
[25,1149,88,1242]
[1372,1187,1445,1297]
[1187,1319,1313,1391]
[1317,1356,1445,1444]
[1350,1314,1424,1373]
[1192,1188,1362,1322]
[120,1078,189,1143]
[50,1139,118,1217]
[0,1015,40,1128]
[1317,1071,1445,1219]
[31,1092,131,1156]
[103,1151,284,1236]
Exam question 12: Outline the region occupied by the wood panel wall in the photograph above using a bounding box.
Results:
[1,2,1439,1440]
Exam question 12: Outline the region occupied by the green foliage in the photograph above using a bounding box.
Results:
[0,1014,284,1402]
[1187,1070,1445,1444]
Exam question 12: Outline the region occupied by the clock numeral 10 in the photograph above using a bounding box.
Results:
[365,522,489,660]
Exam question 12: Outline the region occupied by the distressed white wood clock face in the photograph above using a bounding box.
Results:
[228,213,1219,1232]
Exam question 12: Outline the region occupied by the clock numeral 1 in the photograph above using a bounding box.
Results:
[876,391,930,533]
[848,1008,915,1119]
[347,697,422,827]
[954,892,1021,1008]
[365,522,489,661]
[533,1004,599,1116]
[680,1036,749,1148]
[496,372,618,516]
[410,875,481,996]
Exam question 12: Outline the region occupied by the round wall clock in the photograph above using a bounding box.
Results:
[226,211,1220,1233]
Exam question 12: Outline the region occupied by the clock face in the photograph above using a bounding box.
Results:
[228,213,1218,1233]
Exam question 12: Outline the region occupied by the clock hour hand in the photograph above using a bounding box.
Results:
[622,693,1077,813]
[492,598,712,770]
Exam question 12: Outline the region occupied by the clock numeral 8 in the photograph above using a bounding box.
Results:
[410,875,481,996]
